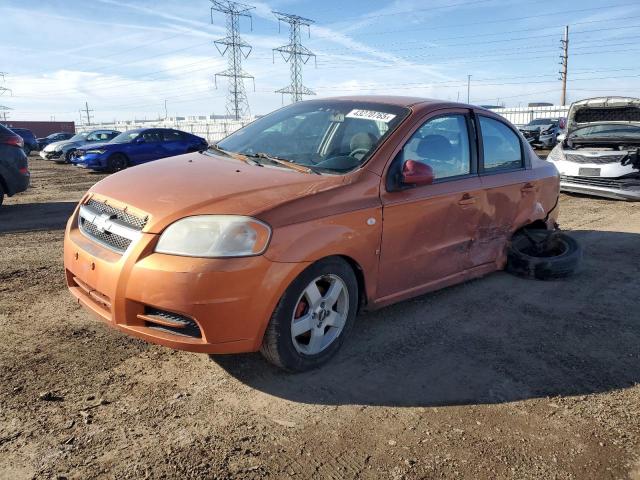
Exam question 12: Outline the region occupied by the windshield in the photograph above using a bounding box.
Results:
[109,131,140,144]
[528,119,556,126]
[69,132,89,142]
[570,124,640,139]
[216,100,409,174]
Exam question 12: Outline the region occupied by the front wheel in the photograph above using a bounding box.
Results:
[64,150,76,164]
[260,257,358,371]
[107,154,127,173]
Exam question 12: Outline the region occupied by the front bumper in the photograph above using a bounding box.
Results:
[560,175,640,201]
[72,153,107,170]
[548,156,640,200]
[40,150,64,161]
[63,202,305,353]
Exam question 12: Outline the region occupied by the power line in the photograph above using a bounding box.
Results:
[313,1,640,38]
[273,11,317,103]
[211,0,255,120]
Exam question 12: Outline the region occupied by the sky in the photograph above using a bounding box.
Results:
[2,0,640,122]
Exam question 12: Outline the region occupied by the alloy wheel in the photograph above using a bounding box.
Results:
[290,274,349,355]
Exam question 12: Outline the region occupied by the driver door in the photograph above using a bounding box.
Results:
[377,109,484,300]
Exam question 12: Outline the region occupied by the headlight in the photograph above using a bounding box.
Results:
[155,215,271,258]
[546,145,565,162]
[85,149,106,154]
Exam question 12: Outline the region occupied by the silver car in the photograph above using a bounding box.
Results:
[546,97,640,201]
[40,129,120,163]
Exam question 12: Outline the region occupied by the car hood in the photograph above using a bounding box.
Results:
[45,139,82,151]
[78,142,115,151]
[567,96,640,135]
[89,152,354,233]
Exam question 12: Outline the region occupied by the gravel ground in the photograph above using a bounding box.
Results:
[0,154,639,480]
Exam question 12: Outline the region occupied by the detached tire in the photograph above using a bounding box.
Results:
[260,257,358,372]
[506,229,582,280]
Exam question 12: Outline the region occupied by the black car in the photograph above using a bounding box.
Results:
[37,132,74,150]
[0,124,30,207]
[9,127,39,156]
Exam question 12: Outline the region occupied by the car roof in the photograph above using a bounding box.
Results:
[316,95,479,111]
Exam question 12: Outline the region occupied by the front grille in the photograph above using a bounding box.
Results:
[86,199,148,230]
[80,218,133,251]
[564,153,627,164]
[560,174,640,189]
[78,200,147,253]
[142,308,202,339]
[45,151,62,159]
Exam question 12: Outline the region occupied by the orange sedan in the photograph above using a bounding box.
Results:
[64,96,567,371]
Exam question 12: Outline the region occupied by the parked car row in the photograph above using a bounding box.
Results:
[40,128,208,172]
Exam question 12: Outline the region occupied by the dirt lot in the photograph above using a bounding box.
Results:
[1,154,639,480]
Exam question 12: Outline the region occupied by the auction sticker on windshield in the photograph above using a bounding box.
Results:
[346,109,397,123]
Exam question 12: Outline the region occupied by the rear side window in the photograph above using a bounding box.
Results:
[142,130,162,142]
[479,116,523,172]
[162,130,183,142]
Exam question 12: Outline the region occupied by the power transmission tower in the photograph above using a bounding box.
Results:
[559,25,569,106]
[0,73,12,122]
[210,0,255,121]
[272,11,317,104]
[79,101,94,126]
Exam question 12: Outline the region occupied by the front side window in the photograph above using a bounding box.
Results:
[110,131,141,144]
[479,116,523,172]
[216,101,409,174]
[401,114,471,181]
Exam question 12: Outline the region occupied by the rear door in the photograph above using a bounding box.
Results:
[160,129,188,158]
[472,112,541,265]
[377,109,484,299]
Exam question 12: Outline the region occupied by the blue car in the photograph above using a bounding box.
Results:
[71,128,208,172]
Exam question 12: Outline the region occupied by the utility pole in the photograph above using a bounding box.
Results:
[0,73,12,122]
[79,101,94,126]
[164,99,168,120]
[559,25,569,106]
[467,74,471,104]
[272,11,317,104]
[210,0,255,121]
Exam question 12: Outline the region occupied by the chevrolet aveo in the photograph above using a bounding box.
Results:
[64,96,573,371]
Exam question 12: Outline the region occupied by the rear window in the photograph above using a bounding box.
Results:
[479,116,524,172]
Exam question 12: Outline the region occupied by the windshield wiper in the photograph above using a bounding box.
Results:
[245,152,320,175]
[210,144,261,166]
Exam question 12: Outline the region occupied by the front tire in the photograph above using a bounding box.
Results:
[107,153,127,173]
[260,257,358,372]
[64,150,76,164]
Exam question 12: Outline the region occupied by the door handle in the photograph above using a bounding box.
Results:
[458,194,476,206]
[521,183,537,193]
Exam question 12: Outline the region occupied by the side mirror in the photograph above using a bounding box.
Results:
[135,136,145,144]
[401,160,434,186]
